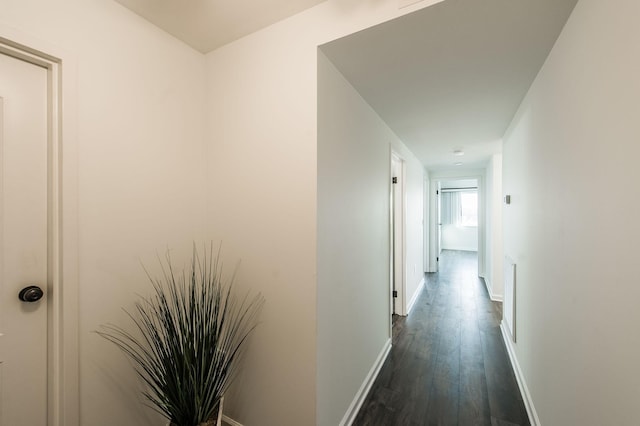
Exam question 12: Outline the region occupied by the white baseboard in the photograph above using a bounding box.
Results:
[339,338,392,426]
[223,339,393,426]
[500,322,540,426]
[483,277,503,302]
[406,277,425,315]
[222,415,243,426]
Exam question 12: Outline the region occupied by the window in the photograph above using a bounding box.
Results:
[459,191,478,227]
[440,189,478,227]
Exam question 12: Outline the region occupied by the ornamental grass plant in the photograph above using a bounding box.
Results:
[97,244,264,426]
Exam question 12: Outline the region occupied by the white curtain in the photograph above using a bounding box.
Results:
[440,191,461,225]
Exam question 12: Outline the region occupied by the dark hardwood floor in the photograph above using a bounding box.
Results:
[353,250,529,426]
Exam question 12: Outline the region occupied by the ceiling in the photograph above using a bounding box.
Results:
[113,0,327,53]
[321,0,578,171]
[114,0,578,171]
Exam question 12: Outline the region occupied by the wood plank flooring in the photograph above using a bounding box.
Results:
[353,250,529,426]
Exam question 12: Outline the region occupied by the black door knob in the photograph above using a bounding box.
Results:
[19,286,44,302]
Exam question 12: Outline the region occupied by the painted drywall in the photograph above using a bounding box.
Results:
[441,224,477,251]
[203,13,320,425]
[0,1,207,425]
[317,51,393,426]
[502,0,640,424]
[390,137,425,314]
[484,153,503,300]
[318,49,424,425]
[203,1,442,424]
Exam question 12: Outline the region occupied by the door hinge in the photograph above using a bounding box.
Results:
[392,177,398,184]
[393,290,398,298]
[436,190,439,195]
[437,257,439,262]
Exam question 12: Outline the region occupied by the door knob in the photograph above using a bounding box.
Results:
[18,286,44,302]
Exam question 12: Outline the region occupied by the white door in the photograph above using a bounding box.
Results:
[436,182,442,264]
[0,52,49,426]
[391,155,404,316]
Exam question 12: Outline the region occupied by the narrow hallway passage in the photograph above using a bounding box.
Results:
[353,250,529,425]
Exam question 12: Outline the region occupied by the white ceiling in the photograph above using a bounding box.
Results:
[321,0,578,171]
[114,0,577,171]
[113,0,327,53]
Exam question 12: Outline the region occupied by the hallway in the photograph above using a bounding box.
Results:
[353,250,529,425]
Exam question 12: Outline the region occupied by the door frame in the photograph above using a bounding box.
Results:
[0,29,79,426]
[390,152,407,316]
[428,170,486,278]
[427,179,440,273]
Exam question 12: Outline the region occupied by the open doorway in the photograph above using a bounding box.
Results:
[439,179,479,253]
[429,175,485,279]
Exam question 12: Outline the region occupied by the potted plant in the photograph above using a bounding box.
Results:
[97,244,264,426]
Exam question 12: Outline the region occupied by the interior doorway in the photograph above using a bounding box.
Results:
[438,179,479,253]
[429,175,486,279]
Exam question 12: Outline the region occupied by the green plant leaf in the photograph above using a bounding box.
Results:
[96,243,264,426]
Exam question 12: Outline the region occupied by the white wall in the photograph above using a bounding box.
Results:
[318,49,424,426]
[502,0,640,424]
[317,51,393,426]
[203,13,318,426]
[0,1,207,425]
[484,153,503,300]
[441,224,477,251]
[203,1,442,424]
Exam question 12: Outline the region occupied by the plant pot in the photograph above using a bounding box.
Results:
[169,397,224,426]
